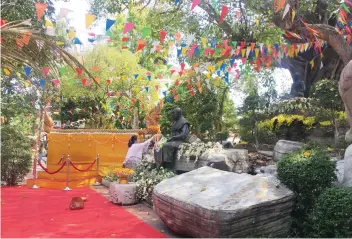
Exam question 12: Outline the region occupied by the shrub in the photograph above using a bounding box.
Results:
[102,165,119,182]
[277,147,337,236]
[310,187,352,238]
[132,160,175,203]
[1,125,33,185]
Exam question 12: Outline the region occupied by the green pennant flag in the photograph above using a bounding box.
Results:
[232,41,237,48]
[142,27,151,38]
[165,83,169,88]
[214,48,221,57]
[106,30,112,37]
[343,3,351,13]
[59,67,67,76]
[167,64,172,70]
[200,49,205,56]
[69,79,75,86]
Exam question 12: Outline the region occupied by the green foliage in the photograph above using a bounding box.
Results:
[309,187,352,238]
[311,79,342,110]
[132,160,175,203]
[103,165,120,182]
[1,125,33,185]
[277,147,337,236]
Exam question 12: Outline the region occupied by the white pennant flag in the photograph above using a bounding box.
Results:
[186,34,195,45]
[59,8,73,18]
[282,4,290,19]
[246,46,251,58]
[22,19,32,26]
[108,67,115,72]
[259,43,264,51]
[320,62,323,69]
[46,28,56,36]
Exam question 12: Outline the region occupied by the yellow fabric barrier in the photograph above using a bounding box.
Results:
[47,132,137,175]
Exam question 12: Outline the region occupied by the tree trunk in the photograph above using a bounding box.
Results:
[218,86,229,131]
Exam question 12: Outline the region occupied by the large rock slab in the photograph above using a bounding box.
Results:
[273,140,304,161]
[109,182,137,205]
[153,167,294,238]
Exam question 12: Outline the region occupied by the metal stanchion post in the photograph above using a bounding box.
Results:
[94,154,100,186]
[63,154,71,191]
[32,155,39,189]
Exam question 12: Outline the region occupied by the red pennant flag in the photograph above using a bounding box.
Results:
[181,63,185,71]
[196,81,201,88]
[16,38,24,48]
[42,67,50,77]
[219,6,229,23]
[209,49,215,57]
[88,32,96,36]
[136,44,146,51]
[1,18,7,29]
[251,42,256,50]
[198,87,203,93]
[123,23,134,34]
[175,95,179,101]
[190,89,195,96]
[240,41,245,49]
[35,2,48,21]
[156,45,162,52]
[187,83,193,90]
[175,80,180,86]
[171,89,176,95]
[107,79,111,84]
[92,66,99,71]
[170,69,176,75]
[76,68,83,77]
[178,71,183,77]
[241,58,246,64]
[81,78,87,85]
[122,37,129,42]
[160,30,167,44]
[155,85,159,91]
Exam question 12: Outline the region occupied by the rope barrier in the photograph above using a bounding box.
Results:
[38,160,67,174]
[69,159,97,172]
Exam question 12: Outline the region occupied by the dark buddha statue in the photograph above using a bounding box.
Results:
[290,73,305,97]
[155,108,190,169]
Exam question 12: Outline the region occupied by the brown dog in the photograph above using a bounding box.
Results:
[69,197,87,210]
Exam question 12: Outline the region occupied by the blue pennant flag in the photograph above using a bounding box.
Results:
[175,0,181,4]
[217,71,221,77]
[224,72,229,84]
[147,75,151,81]
[73,37,82,45]
[106,19,116,32]
[167,97,172,102]
[134,74,139,79]
[195,47,200,57]
[39,79,45,88]
[162,91,167,97]
[211,39,216,48]
[177,48,182,57]
[24,66,32,77]
[274,44,279,52]
[230,58,235,67]
[263,47,268,55]
[145,87,149,92]
[220,63,226,71]
[88,38,95,43]
[180,43,187,48]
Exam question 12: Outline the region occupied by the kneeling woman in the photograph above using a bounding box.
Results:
[122,134,159,169]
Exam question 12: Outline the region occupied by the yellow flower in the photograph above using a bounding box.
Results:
[303,152,311,157]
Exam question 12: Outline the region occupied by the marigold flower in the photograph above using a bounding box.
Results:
[303,152,311,157]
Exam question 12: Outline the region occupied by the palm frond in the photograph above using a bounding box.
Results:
[1,19,99,85]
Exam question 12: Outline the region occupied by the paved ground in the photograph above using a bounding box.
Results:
[91,185,181,238]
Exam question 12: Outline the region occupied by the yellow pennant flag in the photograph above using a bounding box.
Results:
[85,13,96,29]
[255,19,259,26]
[207,65,215,73]
[241,49,246,58]
[255,48,259,58]
[45,19,54,28]
[153,93,159,100]
[294,48,299,56]
[215,77,220,86]
[135,88,140,94]
[168,41,174,47]
[201,38,207,47]
[68,29,76,38]
[25,80,31,88]
[310,59,315,68]
[121,75,127,80]
[116,91,121,97]
[304,43,310,51]
[206,73,211,79]
[182,47,188,55]
[3,68,11,76]
[56,41,64,46]
[217,61,223,68]
[292,9,296,22]
[164,48,168,57]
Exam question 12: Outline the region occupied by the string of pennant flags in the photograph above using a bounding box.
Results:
[3,1,352,109]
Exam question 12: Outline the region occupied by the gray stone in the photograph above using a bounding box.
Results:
[260,165,277,176]
[273,140,304,161]
[258,151,274,157]
[153,167,295,238]
[202,149,249,173]
[336,160,345,184]
[342,144,352,187]
[109,182,137,205]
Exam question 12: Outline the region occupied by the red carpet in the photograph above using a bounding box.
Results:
[1,186,167,238]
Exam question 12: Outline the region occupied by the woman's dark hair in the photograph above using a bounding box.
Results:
[128,135,138,148]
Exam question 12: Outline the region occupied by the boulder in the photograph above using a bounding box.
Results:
[175,149,249,173]
[109,182,137,205]
[336,160,345,184]
[273,140,304,161]
[203,149,249,173]
[153,167,295,238]
[260,165,277,176]
[342,144,352,187]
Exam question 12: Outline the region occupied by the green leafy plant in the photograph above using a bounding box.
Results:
[1,125,33,185]
[103,165,119,182]
[309,187,352,238]
[277,146,337,236]
[132,160,175,203]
